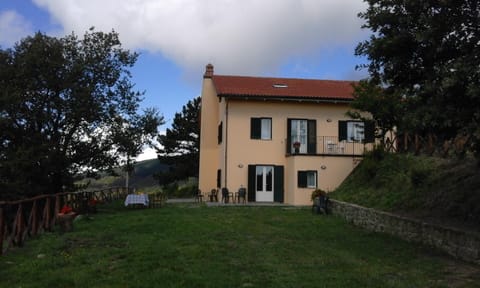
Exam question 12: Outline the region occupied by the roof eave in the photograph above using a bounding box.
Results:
[218,94,353,104]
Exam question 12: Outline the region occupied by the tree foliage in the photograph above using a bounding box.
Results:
[348,80,404,147]
[156,97,200,184]
[0,29,163,199]
[353,0,480,157]
[111,107,164,177]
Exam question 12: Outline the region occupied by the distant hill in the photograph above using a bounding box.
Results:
[79,158,169,190]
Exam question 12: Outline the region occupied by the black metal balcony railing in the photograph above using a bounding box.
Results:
[286,136,373,156]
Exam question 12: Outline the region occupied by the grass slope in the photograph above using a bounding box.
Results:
[1,202,478,287]
[330,151,480,229]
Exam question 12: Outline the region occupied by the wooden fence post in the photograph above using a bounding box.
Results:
[54,195,61,226]
[428,134,434,155]
[28,200,38,236]
[415,134,420,154]
[0,207,4,255]
[14,204,24,247]
[43,197,52,231]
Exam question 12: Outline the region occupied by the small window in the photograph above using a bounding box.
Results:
[273,84,288,88]
[298,170,317,188]
[217,169,221,188]
[218,122,223,144]
[251,118,272,140]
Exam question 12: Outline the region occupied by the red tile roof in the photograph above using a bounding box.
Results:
[212,75,356,101]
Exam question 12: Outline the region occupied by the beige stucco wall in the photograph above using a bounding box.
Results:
[286,156,359,205]
[224,99,360,205]
[199,78,368,205]
[218,98,227,187]
[198,77,220,194]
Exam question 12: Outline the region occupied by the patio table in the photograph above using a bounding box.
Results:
[124,194,149,207]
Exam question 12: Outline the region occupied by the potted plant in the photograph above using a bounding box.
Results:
[293,141,301,153]
[57,205,76,232]
[310,189,327,202]
[311,189,329,214]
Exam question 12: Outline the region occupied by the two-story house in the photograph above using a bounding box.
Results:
[198,64,374,205]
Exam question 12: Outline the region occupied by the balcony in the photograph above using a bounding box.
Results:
[286,136,373,157]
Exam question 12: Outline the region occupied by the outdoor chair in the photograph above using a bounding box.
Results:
[221,187,233,203]
[325,140,336,153]
[208,188,218,202]
[150,192,166,208]
[235,187,246,204]
[312,195,330,215]
[195,189,204,203]
[337,142,345,154]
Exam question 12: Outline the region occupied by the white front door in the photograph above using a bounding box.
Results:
[256,166,274,202]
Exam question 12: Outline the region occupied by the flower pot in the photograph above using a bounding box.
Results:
[57,212,76,232]
[293,142,301,154]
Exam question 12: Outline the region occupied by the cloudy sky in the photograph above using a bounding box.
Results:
[0,0,371,159]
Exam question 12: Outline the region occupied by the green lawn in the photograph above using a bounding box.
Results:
[1,202,478,288]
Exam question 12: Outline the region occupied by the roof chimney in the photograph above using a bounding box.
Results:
[204,63,214,78]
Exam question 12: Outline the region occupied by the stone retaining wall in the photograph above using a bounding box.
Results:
[329,199,480,265]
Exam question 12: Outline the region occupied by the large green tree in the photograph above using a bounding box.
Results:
[354,0,480,156]
[156,97,200,184]
[348,80,405,149]
[0,29,163,199]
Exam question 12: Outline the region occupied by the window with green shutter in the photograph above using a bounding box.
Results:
[298,170,317,188]
[251,118,272,140]
[338,120,375,143]
[248,165,284,203]
[287,119,316,154]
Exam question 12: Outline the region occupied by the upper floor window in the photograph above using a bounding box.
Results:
[348,121,364,142]
[287,119,316,154]
[251,118,272,140]
[339,121,375,143]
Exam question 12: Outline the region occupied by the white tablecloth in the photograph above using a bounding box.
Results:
[124,194,149,207]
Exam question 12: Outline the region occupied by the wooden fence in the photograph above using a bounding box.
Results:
[395,132,470,157]
[0,187,129,256]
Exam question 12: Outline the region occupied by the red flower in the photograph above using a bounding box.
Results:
[60,205,73,214]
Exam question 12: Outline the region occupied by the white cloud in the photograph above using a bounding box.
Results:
[136,130,165,161]
[136,146,158,162]
[32,0,367,76]
[0,10,33,47]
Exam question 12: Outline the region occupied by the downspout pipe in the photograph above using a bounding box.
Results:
[224,99,229,188]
